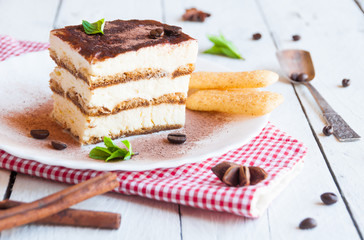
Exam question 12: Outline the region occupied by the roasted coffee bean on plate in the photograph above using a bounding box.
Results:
[292,34,301,41]
[320,192,338,205]
[299,218,317,229]
[342,78,351,87]
[149,28,164,39]
[322,125,333,136]
[30,129,49,139]
[51,141,67,150]
[163,25,182,36]
[167,133,187,144]
[252,33,262,40]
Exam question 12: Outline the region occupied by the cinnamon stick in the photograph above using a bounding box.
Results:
[0,200,121,229]
[0,172,119,231]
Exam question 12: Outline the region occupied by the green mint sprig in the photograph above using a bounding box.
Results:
[82,18,105,35]
[204,33,244,60]
[89,137,135,161]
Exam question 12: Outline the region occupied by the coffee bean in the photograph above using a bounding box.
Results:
[149,28,164,39]
[30,129,49,139]
[290,73,299,81]
[167,133,186,144]
[320,192,338,205]
[51,141,67,150]
[164,25,182,36]
[323,125,333,136]
[292,34,301,41]
[252,33,262,40]
[297,73,308,82]
[299,218,317,229]
[342,78,350,87]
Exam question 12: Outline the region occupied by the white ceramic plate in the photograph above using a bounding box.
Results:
[0,52,268,171]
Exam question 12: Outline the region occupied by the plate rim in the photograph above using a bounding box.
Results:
[0,115,268,171]
[0,57,269,171]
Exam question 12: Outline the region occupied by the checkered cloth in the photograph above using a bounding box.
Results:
[0,35,49,62]
[0,123,306,218]
[0,37,307,217]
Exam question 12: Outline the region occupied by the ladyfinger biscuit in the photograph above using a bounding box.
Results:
[186,89,284,116]
[189,70,279,89]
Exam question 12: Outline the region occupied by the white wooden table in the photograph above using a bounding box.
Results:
[1,0,363,239]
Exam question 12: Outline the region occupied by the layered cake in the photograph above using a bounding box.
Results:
[49,20,198,144]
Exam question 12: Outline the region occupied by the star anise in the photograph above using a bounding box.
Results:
[211,162,268,187]
[182,8,211,22]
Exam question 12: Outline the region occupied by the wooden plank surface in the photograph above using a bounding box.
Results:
[0,170,11,239]
[1,174,181,240]
[54,0,163,28]
[258,0,364,237]
[163,1,273,239]
[164,0,362,239]
[0,0,181,239]
[0,47,179,238]
[0,0,60,41]
[0,170,11,199]
[0,0,363,239]
[354,0,364,11]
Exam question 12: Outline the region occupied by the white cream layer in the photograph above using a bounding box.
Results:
[52,94,185,144]
[50,33,198,79]
[51,67,189,111]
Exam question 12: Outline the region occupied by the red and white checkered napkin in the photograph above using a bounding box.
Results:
[0,35,49,62]
[0,123,307,218]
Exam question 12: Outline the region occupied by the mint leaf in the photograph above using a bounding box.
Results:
[221,47,242,59]
[122,140,132,152]
[89,147,112,160]
[203,46,224,55]
[207,35,227,47]
[106,149,127,161]
[204,33,244,60]
[82,18,105,35]
[104,136,121,152]
[89,137,135,162]
[121,140,133,160]
[103,137,115,148]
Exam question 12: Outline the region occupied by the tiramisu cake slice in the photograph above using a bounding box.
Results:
[49,20,198,144]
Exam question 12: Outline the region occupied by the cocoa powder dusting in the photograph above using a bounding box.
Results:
[130,110,236,161]
[53,20,194,62]
[6,101,74,143]
[3,99,90,161]
[2,99,240,164]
